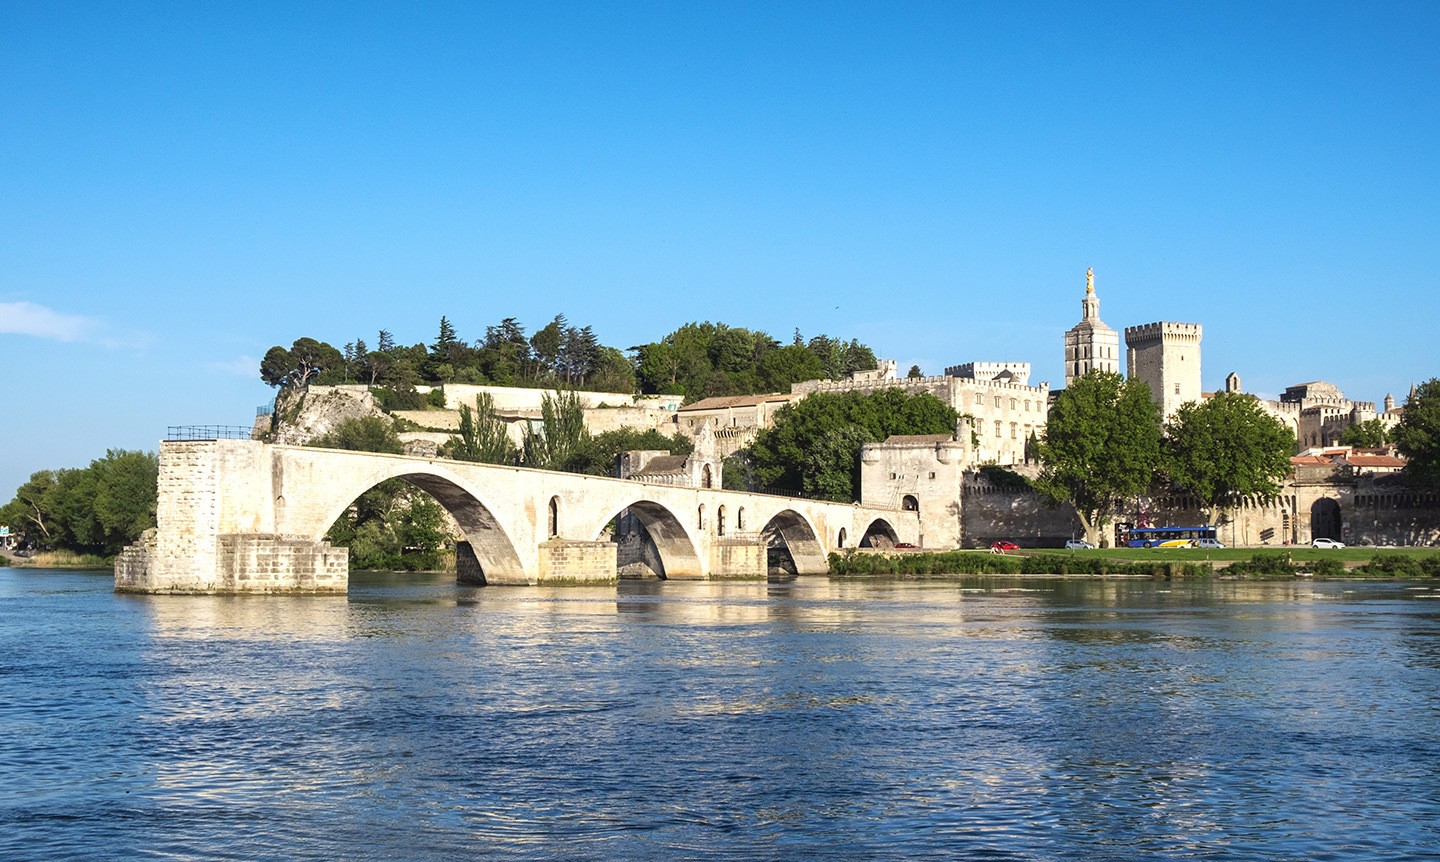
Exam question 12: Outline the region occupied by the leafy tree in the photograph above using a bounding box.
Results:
[260,337,344,389]
[907,364,924,379]
[748,389,958,501]
[443,393,519,465]
[1164,393,1294,520]
[1396,379,1440,488]
[531,315,566,379]
[1339,417,1393,449]
[523,390,588,470]
[587,347,637,394]
[0,451,157,556]
[1035,371,1162,546]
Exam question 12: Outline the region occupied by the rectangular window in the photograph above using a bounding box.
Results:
[994,421,1002,437]
[929,471,936,479]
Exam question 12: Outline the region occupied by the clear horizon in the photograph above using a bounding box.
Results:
[2,2,1437,494]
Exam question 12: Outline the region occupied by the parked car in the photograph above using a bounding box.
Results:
[894,542,918,550]
[991,541,1020,553]
[1312,537,1346,549]
[1064,539,1094,550]
[1196,538,1225,549]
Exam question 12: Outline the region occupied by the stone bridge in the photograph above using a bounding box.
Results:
[116,439,919,593]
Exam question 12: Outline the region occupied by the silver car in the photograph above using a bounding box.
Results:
[1311,537,1346,549]
[1196,538,1225,549]
[1064,539,1094,550]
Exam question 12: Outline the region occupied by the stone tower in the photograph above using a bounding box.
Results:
[1063,267,1121,388]
[1124,321,1203,419]
[1225,371,1242,393]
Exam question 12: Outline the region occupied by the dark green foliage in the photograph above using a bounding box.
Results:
[371,384,427,411]
[325,484,446,571]
[1165,393,1294,511]
[632,322,874,402]
[442,393,520,465]
[426,387,447,408]
[748,389,958,501]
[310,417,405,454]
[907,365,924,379]
[0,450,158,556]
[1339,418,1393,449]
[260,338,345,388]
[1223,553,1301,578]
[1352,553,1440,578]
[1396,379,1440,488]
[1035,371,1162,543]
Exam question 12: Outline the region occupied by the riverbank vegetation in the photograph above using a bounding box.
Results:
[829,548,1440,580]
[0,450,158,561]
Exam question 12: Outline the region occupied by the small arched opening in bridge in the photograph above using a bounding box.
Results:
[717,505,727,536]
[837,528,847,548]
[737,507,746,530]
[698,504,706,530]
[600,499,704,580]
[1310,497,1342,542]
[702,464,714,489]
[316,471,527,586]
[548,496,560,538]
[860,518,900,549]
[902,495,919,513]
[761,509,828,576]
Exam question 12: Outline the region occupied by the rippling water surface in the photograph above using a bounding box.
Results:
[3,570,1439,860]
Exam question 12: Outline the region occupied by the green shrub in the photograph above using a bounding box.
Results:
[1307,557,1347,578]
[427,387,447,408]
[1224,553,1299,579]
[1352,552,1433,578]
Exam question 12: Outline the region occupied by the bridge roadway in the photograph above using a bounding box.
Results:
[116,439,919,593]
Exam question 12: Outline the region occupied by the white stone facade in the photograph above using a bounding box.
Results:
[1124,321,1203,420]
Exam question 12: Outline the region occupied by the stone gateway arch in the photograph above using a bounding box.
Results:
[116,440,919,594]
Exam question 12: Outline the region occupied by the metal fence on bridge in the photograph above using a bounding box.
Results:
[165,426,258,441]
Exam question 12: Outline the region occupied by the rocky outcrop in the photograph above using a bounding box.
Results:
[266,386,388,446]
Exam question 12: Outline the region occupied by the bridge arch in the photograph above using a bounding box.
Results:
[591,496,704,579]
[303,461,527,583]
[760,508,828,575]
[860,518,900,549]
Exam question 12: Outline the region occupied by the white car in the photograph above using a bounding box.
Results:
[1311,537,1346,549]
[1065,539,1094,550]
[1196,538,1225,549]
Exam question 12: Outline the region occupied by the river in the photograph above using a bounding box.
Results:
[3,569,1439,860]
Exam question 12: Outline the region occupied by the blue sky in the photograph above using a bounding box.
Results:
[2,1,1437,494]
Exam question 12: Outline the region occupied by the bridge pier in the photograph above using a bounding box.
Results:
[537,539,618,584]
[708,535,767,579]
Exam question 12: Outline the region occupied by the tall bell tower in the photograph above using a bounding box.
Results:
[1062,267,1121,388]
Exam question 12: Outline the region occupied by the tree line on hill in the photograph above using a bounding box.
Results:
[259,317,877,405]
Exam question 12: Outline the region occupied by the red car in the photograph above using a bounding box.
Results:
[991,541,1019,553]
[894,542,918,550]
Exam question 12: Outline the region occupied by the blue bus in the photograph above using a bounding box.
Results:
[1119,525,1218,548]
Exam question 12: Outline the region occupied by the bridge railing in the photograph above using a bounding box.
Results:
[165,426,258,441]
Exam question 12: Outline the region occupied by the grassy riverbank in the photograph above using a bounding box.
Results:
[830,547,1440,579]
[1,550,112,569]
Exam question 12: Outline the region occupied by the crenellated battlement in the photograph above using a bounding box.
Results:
[1123,321,1203,342]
